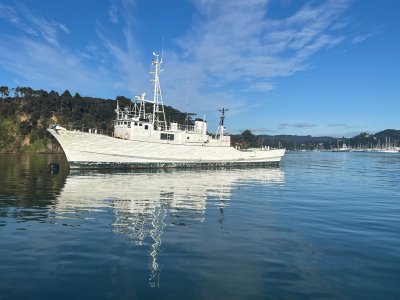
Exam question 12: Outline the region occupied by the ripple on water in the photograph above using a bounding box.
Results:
[0,153,400,299]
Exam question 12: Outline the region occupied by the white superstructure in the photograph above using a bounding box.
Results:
[48,52,285,169]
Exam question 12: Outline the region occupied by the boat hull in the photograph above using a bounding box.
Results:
[48,129,285,169]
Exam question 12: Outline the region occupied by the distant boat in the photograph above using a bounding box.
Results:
[377,137,399,153]
[48,52,285,169]
[377,149,399,153]
[332,141,350,152]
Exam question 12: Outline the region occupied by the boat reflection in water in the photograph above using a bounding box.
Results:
[54,167,284,287]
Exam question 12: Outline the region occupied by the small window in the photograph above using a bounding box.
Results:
[134,122,138,126]
[128,122,131,128]
[139,123,143,126]
[124,122,127,125]
[144,125,149,130]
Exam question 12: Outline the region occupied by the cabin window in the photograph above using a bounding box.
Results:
[160,133,175,141]
[134,122,138,126]
[144,125,149,130]
[124,122,127,125]
[139,123,143,126]
[128,122,131,128]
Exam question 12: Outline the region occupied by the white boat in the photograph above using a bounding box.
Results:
[48,52,285,169]
[376,137,400,153]
[377,149,399,153]
[332,140,350,152]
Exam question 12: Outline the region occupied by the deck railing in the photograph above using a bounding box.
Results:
[50,123,114,137]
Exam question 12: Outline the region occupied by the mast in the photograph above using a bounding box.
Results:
[150,52,166,130]
[216,108,229,140]
[114,100,120,119]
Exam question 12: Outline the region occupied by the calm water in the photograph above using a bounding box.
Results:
[0,152,399,299]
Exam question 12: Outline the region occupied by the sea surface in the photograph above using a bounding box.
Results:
[0,152,399,299]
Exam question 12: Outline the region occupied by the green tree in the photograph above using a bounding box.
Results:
[61,90,72,98]
[19,120,32,135]
[14,86,22,97]
[49,90,59,98]
[0,86,9,99]
[241,129,261,148]
[61,90,73,112]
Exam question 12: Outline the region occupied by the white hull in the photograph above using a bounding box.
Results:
[48,128,285,169]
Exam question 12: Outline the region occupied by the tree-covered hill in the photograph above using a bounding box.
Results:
[232,130,400,150]
[0,86,190,153]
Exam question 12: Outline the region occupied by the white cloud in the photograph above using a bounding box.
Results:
[328,123,348,127]
[159,0,352,117]
[351,32,376,44]
[109,5,119,24]
[0,3,38,36]
[0,36,108,96]
[178,1,349,80]
[0,4,116,97]
[95,24,148,97]
[58,23,70,34]
[1,3,70,47]
[247,81,275,92]
[26,15,69,47]
[279,123,317,129]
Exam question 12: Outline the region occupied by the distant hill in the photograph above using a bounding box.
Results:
[345,130,400,150]
[258,134,336,150]
[373,129,400,140]
[232,131,400,151]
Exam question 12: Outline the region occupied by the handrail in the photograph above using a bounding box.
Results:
[49,123,113,136]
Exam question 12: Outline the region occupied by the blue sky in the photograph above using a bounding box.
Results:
[0,0,399,137]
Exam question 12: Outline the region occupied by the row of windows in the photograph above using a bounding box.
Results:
[160,133,175,141]
[116,122,149,130]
